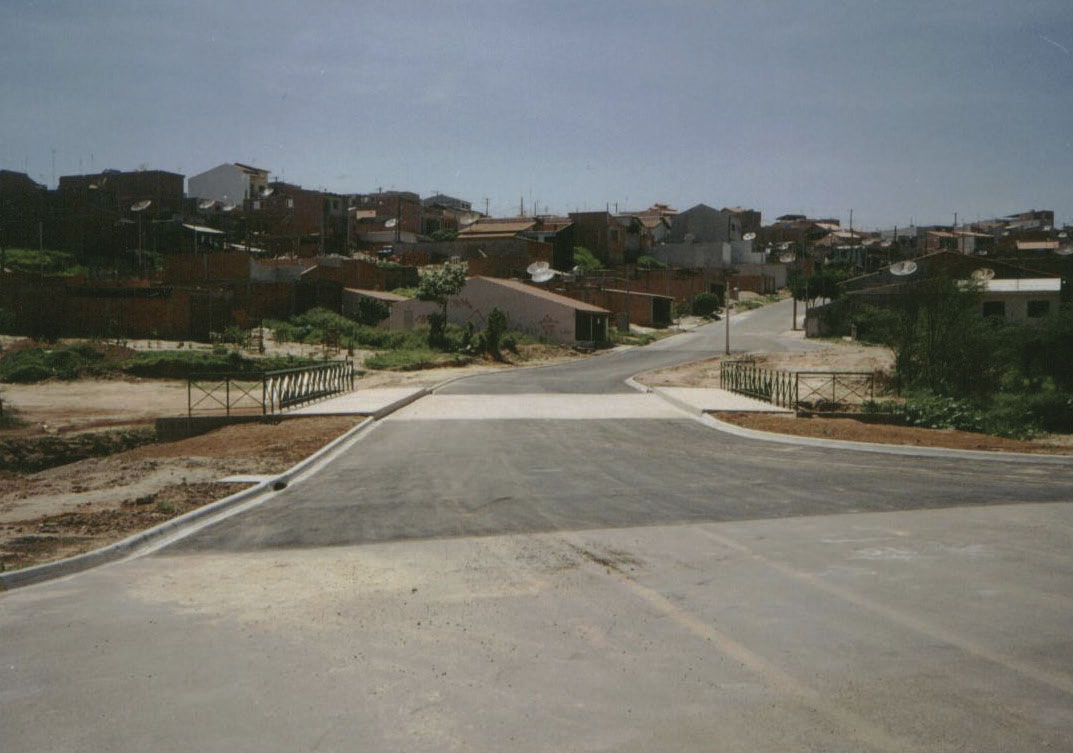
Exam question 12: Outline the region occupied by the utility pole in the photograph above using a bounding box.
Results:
[724,273,731,355]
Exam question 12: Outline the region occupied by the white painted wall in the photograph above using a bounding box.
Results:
[188,164,258,204]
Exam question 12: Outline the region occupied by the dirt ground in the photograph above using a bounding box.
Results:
[638,343,1072,455]
[636,341,897,389]
[0,417,359,572]
[717,412,1073,454]
[0,334,593,572]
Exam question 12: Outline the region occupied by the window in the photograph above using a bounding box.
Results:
[982,301,1005,318]
[1027,300,1050,318]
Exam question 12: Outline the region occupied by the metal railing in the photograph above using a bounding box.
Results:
[719,361,798,408]
[188,361,354,416]
[720,360,874,412]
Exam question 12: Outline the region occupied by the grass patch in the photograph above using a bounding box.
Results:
[266,308,426,350]
[123,351,315,379]
[364,349,473,371]
[0,344,318,383]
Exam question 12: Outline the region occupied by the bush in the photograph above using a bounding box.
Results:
[501,334,518,354]
[0,344,108,382]
[636,255,667,270]
[485,307,507,358]
[572,246,602,272]
[692,292,722,318]
[354,296,390,326]
[266,309,424,351]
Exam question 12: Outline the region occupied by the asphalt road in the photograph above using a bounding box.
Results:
[441,296,815,394]
[2,298,1071,753]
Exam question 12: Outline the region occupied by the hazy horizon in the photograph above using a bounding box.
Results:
[3,0,1071,230]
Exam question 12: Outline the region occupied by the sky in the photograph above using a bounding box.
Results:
[2,0,1071,229]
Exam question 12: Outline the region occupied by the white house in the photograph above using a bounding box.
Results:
[187,163,270,206]
[388,276,610,344]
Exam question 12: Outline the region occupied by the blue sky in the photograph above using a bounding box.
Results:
[2,0,1071,228]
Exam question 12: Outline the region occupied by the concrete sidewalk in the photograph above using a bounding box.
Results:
[286,388,426,415]
[654,387,792,413]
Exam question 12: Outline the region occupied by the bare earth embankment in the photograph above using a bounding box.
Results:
[637,341,1073,455]
[0,335,590,571]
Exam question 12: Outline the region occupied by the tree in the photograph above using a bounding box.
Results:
[417,260,468,348]
[572,246,601,272]
[636,254,667,270]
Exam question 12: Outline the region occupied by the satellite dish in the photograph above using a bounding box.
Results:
[971,267,996,282]
[260,186,274,197]
[1058,232,1067,238]
[130,199,152,212]
[385,218,398,228]
[889,260,918,276]
[198,199,216,210]
[1056,245,1073,257]
[1043,225,1052,231]
[526,261,550,275]
[743,232,757,241]
[221,202,237,212]
[532,269,555,283]
[778,252,795,263]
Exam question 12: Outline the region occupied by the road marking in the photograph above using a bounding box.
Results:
[559,533,916,753]
[386,393,690,421]
[692,526,1073,698]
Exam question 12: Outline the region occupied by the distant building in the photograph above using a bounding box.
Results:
[187,163,270,206]
[0,170,47,249]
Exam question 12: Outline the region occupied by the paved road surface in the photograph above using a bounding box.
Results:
[2,298,1071,753]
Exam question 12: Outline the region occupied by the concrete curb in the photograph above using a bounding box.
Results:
[0,389,428,592]
[698,411,1073,465]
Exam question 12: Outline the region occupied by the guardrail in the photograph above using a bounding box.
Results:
[188,361,354,416]
[720,361,874,412]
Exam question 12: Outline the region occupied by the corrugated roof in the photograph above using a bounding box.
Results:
[456,232,524,241]
[984,278,1061,293]
[458,218,537,236]
[472,276,609,313]
[344,288,408,302]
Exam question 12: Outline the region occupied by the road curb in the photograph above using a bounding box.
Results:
[698,411,1073,465]
[0,389,428,592]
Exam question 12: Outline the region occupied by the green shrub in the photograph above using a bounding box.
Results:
[485,307,507,358]
[354,296,390,326]
[501,334,518,354]
[0,344,108,382]
[692,292,721,318]
[572,246,602,272]
[636,255,667,270]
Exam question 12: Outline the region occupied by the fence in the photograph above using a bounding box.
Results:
[720,360,875,412]
[188,361,354,416]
